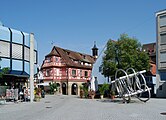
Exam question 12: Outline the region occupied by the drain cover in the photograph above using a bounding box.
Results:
[160,112,166,115]
[45,101,51,103]
[46,106,52,108]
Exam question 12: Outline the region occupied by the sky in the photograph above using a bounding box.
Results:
[0,0,166,65]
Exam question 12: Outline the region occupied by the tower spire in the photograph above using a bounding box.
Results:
[92,41,98,58]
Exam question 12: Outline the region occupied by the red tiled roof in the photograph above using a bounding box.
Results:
[44,46,96,69]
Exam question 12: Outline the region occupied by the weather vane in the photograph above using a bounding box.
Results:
[51,41,54,47]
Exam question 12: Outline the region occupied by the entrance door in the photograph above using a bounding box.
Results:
[62,83,66,95]
[71,83,77,95]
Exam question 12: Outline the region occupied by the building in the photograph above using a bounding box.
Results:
[41,45,97,95]
[156,10,166,97]
[0,23,37,98]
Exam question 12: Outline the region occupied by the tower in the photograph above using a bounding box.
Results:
[92,41,98,58]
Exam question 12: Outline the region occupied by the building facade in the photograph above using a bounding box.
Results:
[0,23,37,93]
[156,10,166,97]
[41,46,96,95]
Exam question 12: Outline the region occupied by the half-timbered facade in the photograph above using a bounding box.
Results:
[41,46,97,95]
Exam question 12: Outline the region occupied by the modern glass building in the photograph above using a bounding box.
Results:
[156,10,166,97]
[0,23,37,88]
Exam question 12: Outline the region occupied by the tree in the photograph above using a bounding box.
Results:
[49,82,57,94]
[102,34,150,78]
[0,58,9,78]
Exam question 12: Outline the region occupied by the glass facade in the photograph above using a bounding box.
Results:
[0,58,10,68]
[0,25,38,76]
[11,28,23,44]
[0,26,10,41]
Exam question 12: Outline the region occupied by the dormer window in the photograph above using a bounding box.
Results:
[46,57,51,63]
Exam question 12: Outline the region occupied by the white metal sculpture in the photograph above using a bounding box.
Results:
[110,68,151,103]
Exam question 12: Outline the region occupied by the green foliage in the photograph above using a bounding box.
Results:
[102,34,150,77]
[0,67,9,78]
[110,90,115,96]
[79,85,83,90]
[49,82,57,94]
[99,83,109,95]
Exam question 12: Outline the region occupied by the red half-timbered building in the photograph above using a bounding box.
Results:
[41,45,98,95]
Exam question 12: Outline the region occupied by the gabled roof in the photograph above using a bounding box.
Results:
[44,46,96,69]
[46,46,60,57]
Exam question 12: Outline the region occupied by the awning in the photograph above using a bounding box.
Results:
[37,82,50,86]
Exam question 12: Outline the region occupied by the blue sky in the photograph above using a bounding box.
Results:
[1,0,166,64]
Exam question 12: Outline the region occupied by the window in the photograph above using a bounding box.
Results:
[0,41,10,58]
[99,66,102,72]
[72,70,76,77]
[46,69,51,77]
[160,52,166,62]
[84,71,88,77]
[160,34,166,44]
[160,71,166,81]
[12,43,22,59]
[24,46,30,61]
[55,57,58,62]
[46,57,51,63]
[80,70,82,77]
[160,15,166,27]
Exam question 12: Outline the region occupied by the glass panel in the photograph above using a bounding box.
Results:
[11,29,23,44]
[24,61,30,74]
[160,52,166,62]
[0,26,10,41]
[161,34,166,44]
[0,41,10,58]
[160,71,166,81]
[72,70,76,76]
[0,58,10,68]
[23,32,30,47]
[12,60,22,71]
[160,15,166,27]
[24,46,30,61]
[12,43,22,59]
[85,71,88,77]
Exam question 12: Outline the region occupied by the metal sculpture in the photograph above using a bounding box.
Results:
[110,68,151,103]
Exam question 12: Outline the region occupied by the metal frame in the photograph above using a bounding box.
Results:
[111,68,151,103]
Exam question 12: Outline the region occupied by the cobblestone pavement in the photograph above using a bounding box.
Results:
[0,95,166,120]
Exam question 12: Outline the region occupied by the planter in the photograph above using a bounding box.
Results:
[100,95,104,99]
[80,90,84,98]
[91,95,95,99]
[111,95,115,100]
[34,97,40,102]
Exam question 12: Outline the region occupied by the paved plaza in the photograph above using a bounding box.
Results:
[0,95,166,120]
